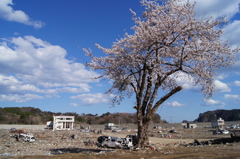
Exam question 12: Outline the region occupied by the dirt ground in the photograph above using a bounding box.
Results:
[1,123,240,159]
[18,143,240,159]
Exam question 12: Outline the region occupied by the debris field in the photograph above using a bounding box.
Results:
[1,124,240,158]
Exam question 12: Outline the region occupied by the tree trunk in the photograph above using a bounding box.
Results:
[137,114,150,148]
[136,86,183,148]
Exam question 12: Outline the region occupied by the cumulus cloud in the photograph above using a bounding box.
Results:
[214,80,231,92]
[166,101,185,107]
[173,72,199,90]
[180,0,240,20]
[70,93,113,105]
[234,81,240,86]
[57,86,91,94]
[222,20,240,47]
[213,74,229,80]
[70,103,79,107]
[0,0,44,28]
[172,73,231,93]
[203,99,226,108]
[179,0,240,74]
[0,36,99,102]
[0,94,43,103]
[224,94,240,100]
[0,75,50,95]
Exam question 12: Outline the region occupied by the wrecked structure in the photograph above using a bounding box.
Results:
[10,129,36,142]
[46,121,53,129]
[104,123,118,130]
[211,118,224,128]
[182,123,197,129]
[52,115,75,131]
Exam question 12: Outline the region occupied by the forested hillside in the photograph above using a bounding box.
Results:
[194,109,240,122]
[0,107,163,125]
[1,107,240,124]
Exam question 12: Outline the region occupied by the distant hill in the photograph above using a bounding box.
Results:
[194,109,240,122]
[0,107,164,125]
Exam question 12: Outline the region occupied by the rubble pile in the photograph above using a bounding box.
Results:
[0,129,100,157]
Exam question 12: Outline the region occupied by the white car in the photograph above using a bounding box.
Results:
[221,129,229,134]
[97,136,133,149]
[100,137,122,148]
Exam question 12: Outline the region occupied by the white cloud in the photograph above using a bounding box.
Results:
[0,0,44,28]
[58,86,90,94]
[0,74,44,94]
[224,94,240,100]
[166,101,184,107]
[222,20,240,47]
[180,0,240,20]
[173,73,231,94]
[58,87,90,93]
[70,103,79,107]
[179,0,240,77]
[0,94,43,103]
[172,72,232,94]
[178,1,240,73]
[234,81,240,86]
[213,74,228,80]
[173,72,200,90]
[0,36,100,102]
[214,80,231,92]
[70,93,110,105]
[203,99,226,108]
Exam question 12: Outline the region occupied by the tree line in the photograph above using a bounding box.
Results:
[0,107,164,125]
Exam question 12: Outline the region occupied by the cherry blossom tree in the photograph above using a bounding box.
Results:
[85,0,239,148]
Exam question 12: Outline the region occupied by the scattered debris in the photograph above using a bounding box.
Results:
[169,130,177,133]
[230,130,240,142]
[9,128,36,142]
[9,128,24,134]
[1,152,10,156]
[19,133,36,142]
[1,123,240,157]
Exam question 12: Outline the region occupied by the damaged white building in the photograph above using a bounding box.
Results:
[51,115,74,131]
[211,117,224,128]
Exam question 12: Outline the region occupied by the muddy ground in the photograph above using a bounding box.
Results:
[1,123,240,159]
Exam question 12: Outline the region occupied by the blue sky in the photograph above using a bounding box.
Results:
[0,0,240,123]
